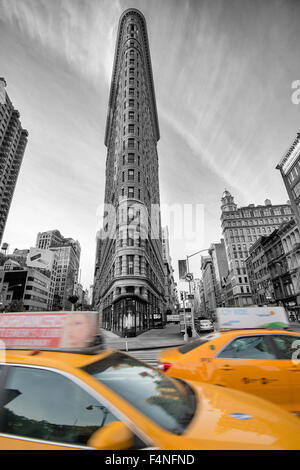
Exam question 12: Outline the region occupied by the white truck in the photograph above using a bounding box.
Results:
[215,306,289,330]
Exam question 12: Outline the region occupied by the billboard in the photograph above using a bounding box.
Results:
[216,307,289,330]
[0,311,100,350]
[26,248,55,270]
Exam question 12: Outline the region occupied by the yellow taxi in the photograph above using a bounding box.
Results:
[2,346,300,450]
[158,329,300,415]
[1,312,300,450]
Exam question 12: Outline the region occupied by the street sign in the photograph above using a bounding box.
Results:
[185,273,193,282]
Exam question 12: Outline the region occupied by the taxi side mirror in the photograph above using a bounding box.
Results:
[87,421,134,450]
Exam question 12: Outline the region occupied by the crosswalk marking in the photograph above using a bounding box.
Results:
[126,349,163,367]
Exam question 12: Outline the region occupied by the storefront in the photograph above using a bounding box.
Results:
[102,295,161,337]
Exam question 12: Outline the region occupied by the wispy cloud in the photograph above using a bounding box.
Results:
[1,0,300,287]
[0,0,121,85]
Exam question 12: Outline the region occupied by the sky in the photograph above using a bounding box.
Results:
[0,0,300,291]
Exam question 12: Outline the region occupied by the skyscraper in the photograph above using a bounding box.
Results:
[93,9,165,336]
[0,78,28,244]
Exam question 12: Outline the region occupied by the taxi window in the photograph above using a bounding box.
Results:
[178,338,210,354]
[178,333,220,354]
[271,335,300,360]
[217,336,276,360]
[0,366,118,446]
[82,352,196,435]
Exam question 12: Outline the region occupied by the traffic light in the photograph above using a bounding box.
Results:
[180,292,184,301]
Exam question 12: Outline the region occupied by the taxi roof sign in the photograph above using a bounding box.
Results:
[0,311,105,354]
[216,307,289,330]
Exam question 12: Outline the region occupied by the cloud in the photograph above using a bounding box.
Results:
[0,0,121,85]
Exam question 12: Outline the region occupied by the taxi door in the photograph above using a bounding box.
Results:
[212,334,292,411]
[270,334,300,415]
[0,363,119,450]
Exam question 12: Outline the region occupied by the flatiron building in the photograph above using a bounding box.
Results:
[93,9,165,336]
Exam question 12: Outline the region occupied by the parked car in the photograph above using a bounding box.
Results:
[197,319,214,333]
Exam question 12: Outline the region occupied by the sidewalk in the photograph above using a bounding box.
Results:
[101,323,188,351]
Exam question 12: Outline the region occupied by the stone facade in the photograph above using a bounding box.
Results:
[221,190,293,307]
[276,133,300,230]
[246,218,300,313]
[93,9,165,336]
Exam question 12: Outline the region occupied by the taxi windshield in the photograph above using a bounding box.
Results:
[82,352,196,435]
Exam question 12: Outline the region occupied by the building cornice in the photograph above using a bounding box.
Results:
[276,132,300,174]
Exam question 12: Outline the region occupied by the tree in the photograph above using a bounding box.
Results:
[7,300,24,312]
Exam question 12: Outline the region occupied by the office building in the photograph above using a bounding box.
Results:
[36,230,80,310]
[0,261,50,312]
[221,190,293,306]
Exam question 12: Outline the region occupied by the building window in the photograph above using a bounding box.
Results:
[128,124,134,133]
[128,187,134,198]
[127,229,135,246]
[128,138,134,148]
[127,255,134,275]
[128,169,134,180]
[128,153,134,163]
[128,206,135,222]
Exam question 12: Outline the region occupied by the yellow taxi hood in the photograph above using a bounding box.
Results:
[181,380,300,450]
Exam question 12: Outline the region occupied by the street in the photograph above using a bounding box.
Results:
[128,348,163,367]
